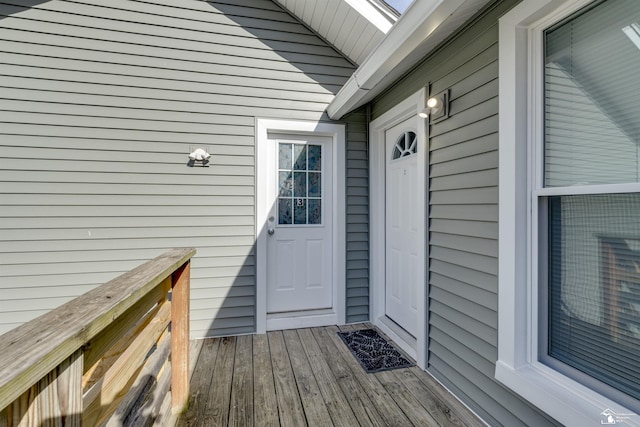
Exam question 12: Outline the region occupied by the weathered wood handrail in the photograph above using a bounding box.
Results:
[0,247,196,426]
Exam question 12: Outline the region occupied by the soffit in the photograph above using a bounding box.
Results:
[272,0,398,65]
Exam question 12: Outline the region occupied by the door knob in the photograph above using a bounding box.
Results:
[268,228,275,236]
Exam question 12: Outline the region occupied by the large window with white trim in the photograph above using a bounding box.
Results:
[497,0,640,423]
[539,0,640,410]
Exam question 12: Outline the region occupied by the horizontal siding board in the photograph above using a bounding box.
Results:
[448,61,499,100]
[0,171,255,186]
[430,313,497,363]
[0,158,254,175]
[0,47,349,87]
[430,151,498,179]
[0,216,254,230]
[430,232,497,258]
[0,135,256,156]
[0,69,336,104]
[430,286,496,329]
[429,300,496,347]
[0,194,255,206]
[0,53,344,93]
[0,205,255,218]
[429,116,498,151]
[430,170,498,192]
[0,256,248,277]
[429,203,497,222]
[0,78,333,112]
[0,236,258,255]
[429,259,497,294]
[0,14,344,63]
[429,134,497,165]
[0,28,353,75]
[430,246,497,276]
[430,219,497,239]
[448,81,498,117]
[191,297,255,311]
[430,186,498,205]
[430,41,499,96]
[434,98,498,138]
[1,225,253,243]
[191,285,255,300]
[429,326,496,379]
[3,0,312,38]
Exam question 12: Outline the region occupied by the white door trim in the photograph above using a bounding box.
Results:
[256,118,346,333]
[370,89,428,368]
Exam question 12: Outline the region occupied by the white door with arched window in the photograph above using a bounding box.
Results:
[370,90,427,366]
[385,116,419,337]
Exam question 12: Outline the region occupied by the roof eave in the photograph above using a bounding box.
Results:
[327,0,493,119]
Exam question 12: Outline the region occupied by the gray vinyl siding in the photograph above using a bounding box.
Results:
[371,1,558,425]
[344,106,369,322]
[0,0,356,338]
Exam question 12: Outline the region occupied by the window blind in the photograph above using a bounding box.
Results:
[544,0,640,187]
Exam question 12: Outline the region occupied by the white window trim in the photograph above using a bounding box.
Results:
[496,1,640,426]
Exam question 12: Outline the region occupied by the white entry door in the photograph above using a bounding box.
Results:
[266,134,333,314]
[385,117,419,337]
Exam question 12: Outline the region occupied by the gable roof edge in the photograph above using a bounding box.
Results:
[327,0,493,119]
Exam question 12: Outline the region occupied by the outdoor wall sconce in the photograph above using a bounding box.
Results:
[418,89,449,123]
[188,147,211,167]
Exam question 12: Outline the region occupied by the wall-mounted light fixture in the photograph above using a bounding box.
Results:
[419,89,449,123]
[188,147,211,167]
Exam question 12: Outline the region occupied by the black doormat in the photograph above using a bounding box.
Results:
[338,329,414,373]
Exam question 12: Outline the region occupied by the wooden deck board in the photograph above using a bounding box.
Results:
[328,325,412,426]
[252,334,279,427]
[311,326,385,427]
[267,331,307,426]
[282,329,333,426]
[297,328,361,427]
[203,336,235,426]
[178,338,219,427]
[229,334,253,427]
[176,324,485,427]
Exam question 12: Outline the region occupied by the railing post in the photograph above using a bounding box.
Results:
[171,260,191,413]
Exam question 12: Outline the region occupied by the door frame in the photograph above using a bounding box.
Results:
[370,89,428,368]
[256,118,346,334]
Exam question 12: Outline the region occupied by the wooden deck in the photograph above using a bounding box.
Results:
[177,324,485,427]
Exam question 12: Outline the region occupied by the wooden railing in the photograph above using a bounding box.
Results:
[0,248,196,426]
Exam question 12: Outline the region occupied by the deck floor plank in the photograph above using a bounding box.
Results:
[176,324,485,427]
[177,338,219,427]
[297,328,361,427]
[203,336,236,426]
[410,366,487,427]
[267,331,307,427]
[325,325,413,426]
[282,329,334,426]
[228,334,253,427]
[252,333,279,427]
[311,326,386,427]
[375,369,440,426]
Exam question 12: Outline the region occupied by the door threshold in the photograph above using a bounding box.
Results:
[376,315,417,360]
[266,308,336,331]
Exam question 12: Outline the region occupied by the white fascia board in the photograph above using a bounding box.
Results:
[328,0,493,119]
